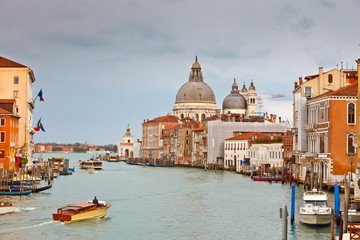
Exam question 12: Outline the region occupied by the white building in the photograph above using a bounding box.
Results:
[118,125,134,158]
[249,142,283,169]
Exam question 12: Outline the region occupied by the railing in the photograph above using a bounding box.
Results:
[348,223,360,239]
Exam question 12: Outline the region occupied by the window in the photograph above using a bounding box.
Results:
[328,74,333,83]
[13,90,19,98]
[14,76,19,84]
[0,118,4,126]
[348,135,355,154]
[348,103,355,124]
[181,114,184,119]
[305,87,312,98]
[0,150,4,159]
[0,132,4,143]
[128,140,130,143]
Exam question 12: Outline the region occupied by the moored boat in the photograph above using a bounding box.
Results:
[299,189,331,226]
[52,201,111,223]
[0,201,15,215]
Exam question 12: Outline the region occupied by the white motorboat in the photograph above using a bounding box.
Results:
[0,201,16,215]
[299,189,332,226]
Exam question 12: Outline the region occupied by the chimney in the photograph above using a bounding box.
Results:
[299,77,303,85]
[270,114,273,122]
[294,82,298,89]
[319,67,323,75]
[279,117,282,123]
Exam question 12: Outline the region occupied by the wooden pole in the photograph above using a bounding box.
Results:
[331,208,335,240]
[344,178,349,232]
[280,205,288,240]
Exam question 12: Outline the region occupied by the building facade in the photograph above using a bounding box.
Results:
[0,106,19,170]
[118,126,134,158]
[0,56,36,161]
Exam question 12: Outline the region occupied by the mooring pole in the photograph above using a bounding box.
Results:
[331,208,335,240]
[291,182,295,224]
[251,164,253,179]
[335,182,340,221]
[280,205,288,240]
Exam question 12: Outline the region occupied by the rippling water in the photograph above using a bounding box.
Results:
[0,153,338,240]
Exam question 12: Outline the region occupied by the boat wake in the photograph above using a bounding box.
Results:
[15,207,36,212]
[0,220,53,233]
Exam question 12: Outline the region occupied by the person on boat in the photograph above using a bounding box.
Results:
[92,196,99,204]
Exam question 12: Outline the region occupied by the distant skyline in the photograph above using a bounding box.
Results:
[1,0,360,145]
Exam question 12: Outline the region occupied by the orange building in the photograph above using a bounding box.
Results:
[305,83,357,182]
[0,107,19,170]
[141,115,179,160]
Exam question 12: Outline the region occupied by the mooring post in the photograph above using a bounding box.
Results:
[280,205,288,240]
[331,208,335,240]
[251,164,253,179]
[344,179,349,233]
[335,182,340,221]
[291,182,295,224]
[289,166,292,186]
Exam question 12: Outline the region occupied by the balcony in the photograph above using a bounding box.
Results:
[305,123,315,132]
[28,98,35,109]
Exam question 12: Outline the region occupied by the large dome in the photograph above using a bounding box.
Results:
[222,79,247,110]
[175,57,216,104]
[175,81,216,103]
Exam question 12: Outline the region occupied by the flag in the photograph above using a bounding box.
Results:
[40,123,45,132]
[37,89,44,102]
[34,118,45,132]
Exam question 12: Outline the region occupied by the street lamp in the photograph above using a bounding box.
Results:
[350,157,354,182]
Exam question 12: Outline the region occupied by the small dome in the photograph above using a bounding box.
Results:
[249,82,255,91]
[222,79,247,110]
[240,84,248,94]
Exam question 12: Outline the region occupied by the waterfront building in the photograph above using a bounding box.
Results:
[283,130,293,165]
[292,65,358,184]
[192,122,207,167]
[0,56,36,162]
[248,140,283,169]
[0,105,19,170]
[207,119,287,166]
[302,82,357,183]
[224,132,284,172]
[118,125,134,158]
[292,67,356,167]
[141,115,179,160]
[173,57,220,121]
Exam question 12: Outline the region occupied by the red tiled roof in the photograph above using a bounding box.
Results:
[0,56,27,68]
[225,132,270,141]
[327,82,357,96]
[0,99,15,103]
[146,115,179,123]
[0,107,11,114]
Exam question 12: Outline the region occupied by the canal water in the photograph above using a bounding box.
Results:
[0,153,338,240]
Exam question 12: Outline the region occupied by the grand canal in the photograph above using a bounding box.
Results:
[0,153,338,239]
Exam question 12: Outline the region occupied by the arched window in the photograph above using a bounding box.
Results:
[328,74,333,83]
[201,114,206,122]
[348,103,355,124]
[196,113,199,121]
[181,114,184,119]
[348,134,355,154]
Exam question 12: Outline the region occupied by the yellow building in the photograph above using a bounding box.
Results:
[0,56,36,162]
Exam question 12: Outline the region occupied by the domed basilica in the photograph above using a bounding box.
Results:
[173,57,257,121]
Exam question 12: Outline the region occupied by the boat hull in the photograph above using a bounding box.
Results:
[299,213,331,226]
[0,206,15,215]
[53,205,110,224]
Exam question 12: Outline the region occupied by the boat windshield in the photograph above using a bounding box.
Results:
[304,200,328,207]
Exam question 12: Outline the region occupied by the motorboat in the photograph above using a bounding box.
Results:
[79,160,102,170]
[299,189,331,226]
[0,201,15,215]
[52,200,111,224]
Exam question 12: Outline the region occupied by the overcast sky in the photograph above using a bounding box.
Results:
[1,0,360,145]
